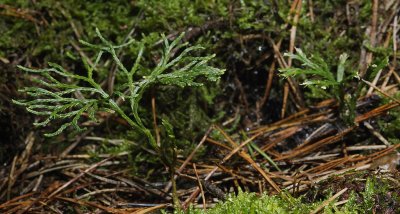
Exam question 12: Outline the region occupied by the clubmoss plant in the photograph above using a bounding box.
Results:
[280,48,359,124]
[13,28,224,207]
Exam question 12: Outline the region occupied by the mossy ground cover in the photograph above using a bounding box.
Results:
[183,172,400,214]
[0,0,399,213]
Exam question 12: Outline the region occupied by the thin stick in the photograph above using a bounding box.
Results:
[6,156,17,201]
[363,121,391,146]
[308,0,315,23]
[193,164,206,211]
[48,157,112,198]
[275,127,355,160]
[367,69,383,96]
[215,126,281,192]
[360,0,379,78]
[270,38,305,108]
[381,15,398,89]
[311,188,348,214]
[281,82,289,118]
[288,0,302,67]
[257,61,276,110]
[183,127,275,209]
[77,188,138,200]
[362,79,400,105]
[346,145,387,151]
[56,196,132,214]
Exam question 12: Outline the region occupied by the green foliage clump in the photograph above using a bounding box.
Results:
[179,191,318,214]
[136,0,229,31]
[14,28,224,143]
[178,176,400,214]
[14,28,224,206]
[235,1,271,31]
[341,177,400,213]
[0,0,135,62]
[280,48,359,124]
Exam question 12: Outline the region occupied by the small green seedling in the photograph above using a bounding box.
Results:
[280,48,359,124]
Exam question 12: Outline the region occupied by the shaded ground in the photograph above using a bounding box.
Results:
[0,0,399,213]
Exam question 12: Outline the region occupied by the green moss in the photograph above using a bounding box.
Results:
[1,0,136,63]
[178,175,400,214]
[4,1,399,210]
[180,191,318,214]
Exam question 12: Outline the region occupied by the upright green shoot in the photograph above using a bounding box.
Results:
[280,48,359,124]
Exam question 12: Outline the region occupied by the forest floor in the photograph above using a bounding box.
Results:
[0,1,399,213]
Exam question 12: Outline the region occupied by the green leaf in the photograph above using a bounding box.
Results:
[162,118,175,139]
[337,53,348,83]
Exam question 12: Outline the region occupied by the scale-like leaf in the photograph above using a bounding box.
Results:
[14,29,224,152]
